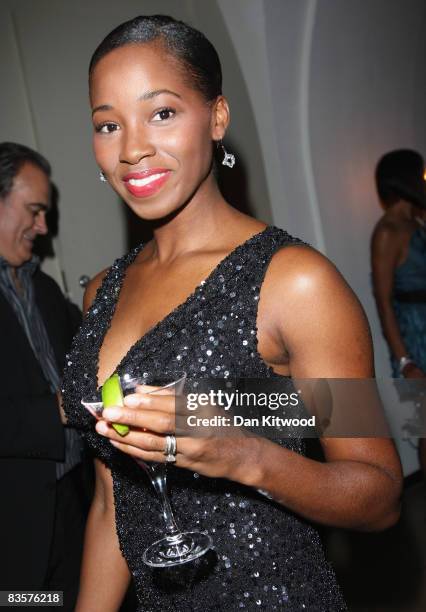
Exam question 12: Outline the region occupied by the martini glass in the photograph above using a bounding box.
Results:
[82,372,212,567]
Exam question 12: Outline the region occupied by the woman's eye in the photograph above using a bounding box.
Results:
[96,123,119,134]
[152,108,175,122]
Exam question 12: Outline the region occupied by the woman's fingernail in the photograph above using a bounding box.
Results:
[124,395,141,407]
[125,394,150,407]
[103,408,120,420]
[96,421,108,434]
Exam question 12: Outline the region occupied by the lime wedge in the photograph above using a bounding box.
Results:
[101,373,129,437]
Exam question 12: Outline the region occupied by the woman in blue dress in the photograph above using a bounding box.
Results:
[371,149,426,474]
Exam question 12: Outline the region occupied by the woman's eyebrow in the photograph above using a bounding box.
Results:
[138,89,182,101]
[92,104,112,116]
[92,89,182,116]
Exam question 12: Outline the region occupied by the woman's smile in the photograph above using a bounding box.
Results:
[122,168,172,198]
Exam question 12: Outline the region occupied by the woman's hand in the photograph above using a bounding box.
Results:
[95,391,257,482]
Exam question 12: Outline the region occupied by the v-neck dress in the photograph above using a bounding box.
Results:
[62,226,346,611]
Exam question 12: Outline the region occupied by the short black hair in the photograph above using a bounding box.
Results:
[0,142,51,199]
[375,149,425,209]
[89,15,222,101]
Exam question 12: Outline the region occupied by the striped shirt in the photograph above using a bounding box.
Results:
[0,255,82,478]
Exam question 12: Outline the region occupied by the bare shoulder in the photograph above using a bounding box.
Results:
[372,217,399,243]
[371,218,403,260]
[261,244,365,326]
[264,244,353,301]
[83,268,109,315]
[259,244,372,376]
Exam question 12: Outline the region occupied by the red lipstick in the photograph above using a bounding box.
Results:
[122,168,171,198]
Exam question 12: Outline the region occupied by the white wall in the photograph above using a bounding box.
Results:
[308,0,426,368]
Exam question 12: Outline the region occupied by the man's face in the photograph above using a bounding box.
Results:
[0,162,50,267]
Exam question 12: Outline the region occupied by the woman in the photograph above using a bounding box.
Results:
[63,16,402,611]
[371,149,426,474]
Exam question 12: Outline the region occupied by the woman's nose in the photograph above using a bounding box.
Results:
[119,127,156,165]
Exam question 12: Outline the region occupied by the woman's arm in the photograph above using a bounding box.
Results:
[95,246,402,532]
[240,246,402,530]
[75,459,131,612]
[76,271,130,611]
[371,224,424,376]
[232,246,402,530]
[237,436,401,531]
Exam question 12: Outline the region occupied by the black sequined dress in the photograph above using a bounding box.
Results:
[63,226,347,611]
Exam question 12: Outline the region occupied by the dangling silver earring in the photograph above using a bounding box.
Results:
[99,170,107,182]
[218,141,235,168]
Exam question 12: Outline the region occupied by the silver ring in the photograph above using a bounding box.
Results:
[164,434,177,463]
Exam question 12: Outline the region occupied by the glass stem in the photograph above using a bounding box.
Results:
[147,464,181,537]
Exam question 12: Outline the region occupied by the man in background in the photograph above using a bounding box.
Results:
[0,142,89,610]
